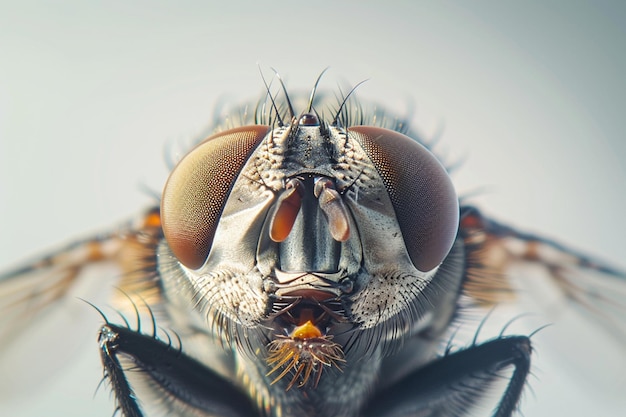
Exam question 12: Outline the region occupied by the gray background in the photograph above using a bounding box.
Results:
[1,1,625,416]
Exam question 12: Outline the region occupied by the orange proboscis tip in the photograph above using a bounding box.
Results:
[292,320,322,339]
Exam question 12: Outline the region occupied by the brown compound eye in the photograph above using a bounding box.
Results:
[161,125,270,269]
[348,126,459,272]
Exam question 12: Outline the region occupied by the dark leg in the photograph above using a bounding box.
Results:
[98,323,258,417]
[363,336,531,417]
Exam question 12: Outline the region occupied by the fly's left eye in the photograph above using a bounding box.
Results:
[161,125,270,269]
[348,126,459,271]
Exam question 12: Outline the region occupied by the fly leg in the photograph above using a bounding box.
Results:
[363,336,531,417]
[97,323,258,417]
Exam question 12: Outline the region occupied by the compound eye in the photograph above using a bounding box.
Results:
[348,126,459,271]
[161,125,270,269]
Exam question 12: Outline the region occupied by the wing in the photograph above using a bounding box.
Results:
[0,207,164,399]
[458,205,626,411]
[459,205,626,334]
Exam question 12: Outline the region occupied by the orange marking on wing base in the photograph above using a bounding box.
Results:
[143,211,162,228]
[86,241,106,261]
[460,213,483,229]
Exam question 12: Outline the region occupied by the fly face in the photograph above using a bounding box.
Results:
[0,74,624,417]
[157,109,460,414]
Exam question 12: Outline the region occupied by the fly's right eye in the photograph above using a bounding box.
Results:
[349,126,459,272]
[161,125,270,269]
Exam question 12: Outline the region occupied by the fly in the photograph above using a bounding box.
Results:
[0,71,624,417]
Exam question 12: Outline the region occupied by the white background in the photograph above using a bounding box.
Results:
[0,1,625,416]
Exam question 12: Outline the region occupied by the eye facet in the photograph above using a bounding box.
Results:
[348,126,459,271]
[161,125,270,269]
